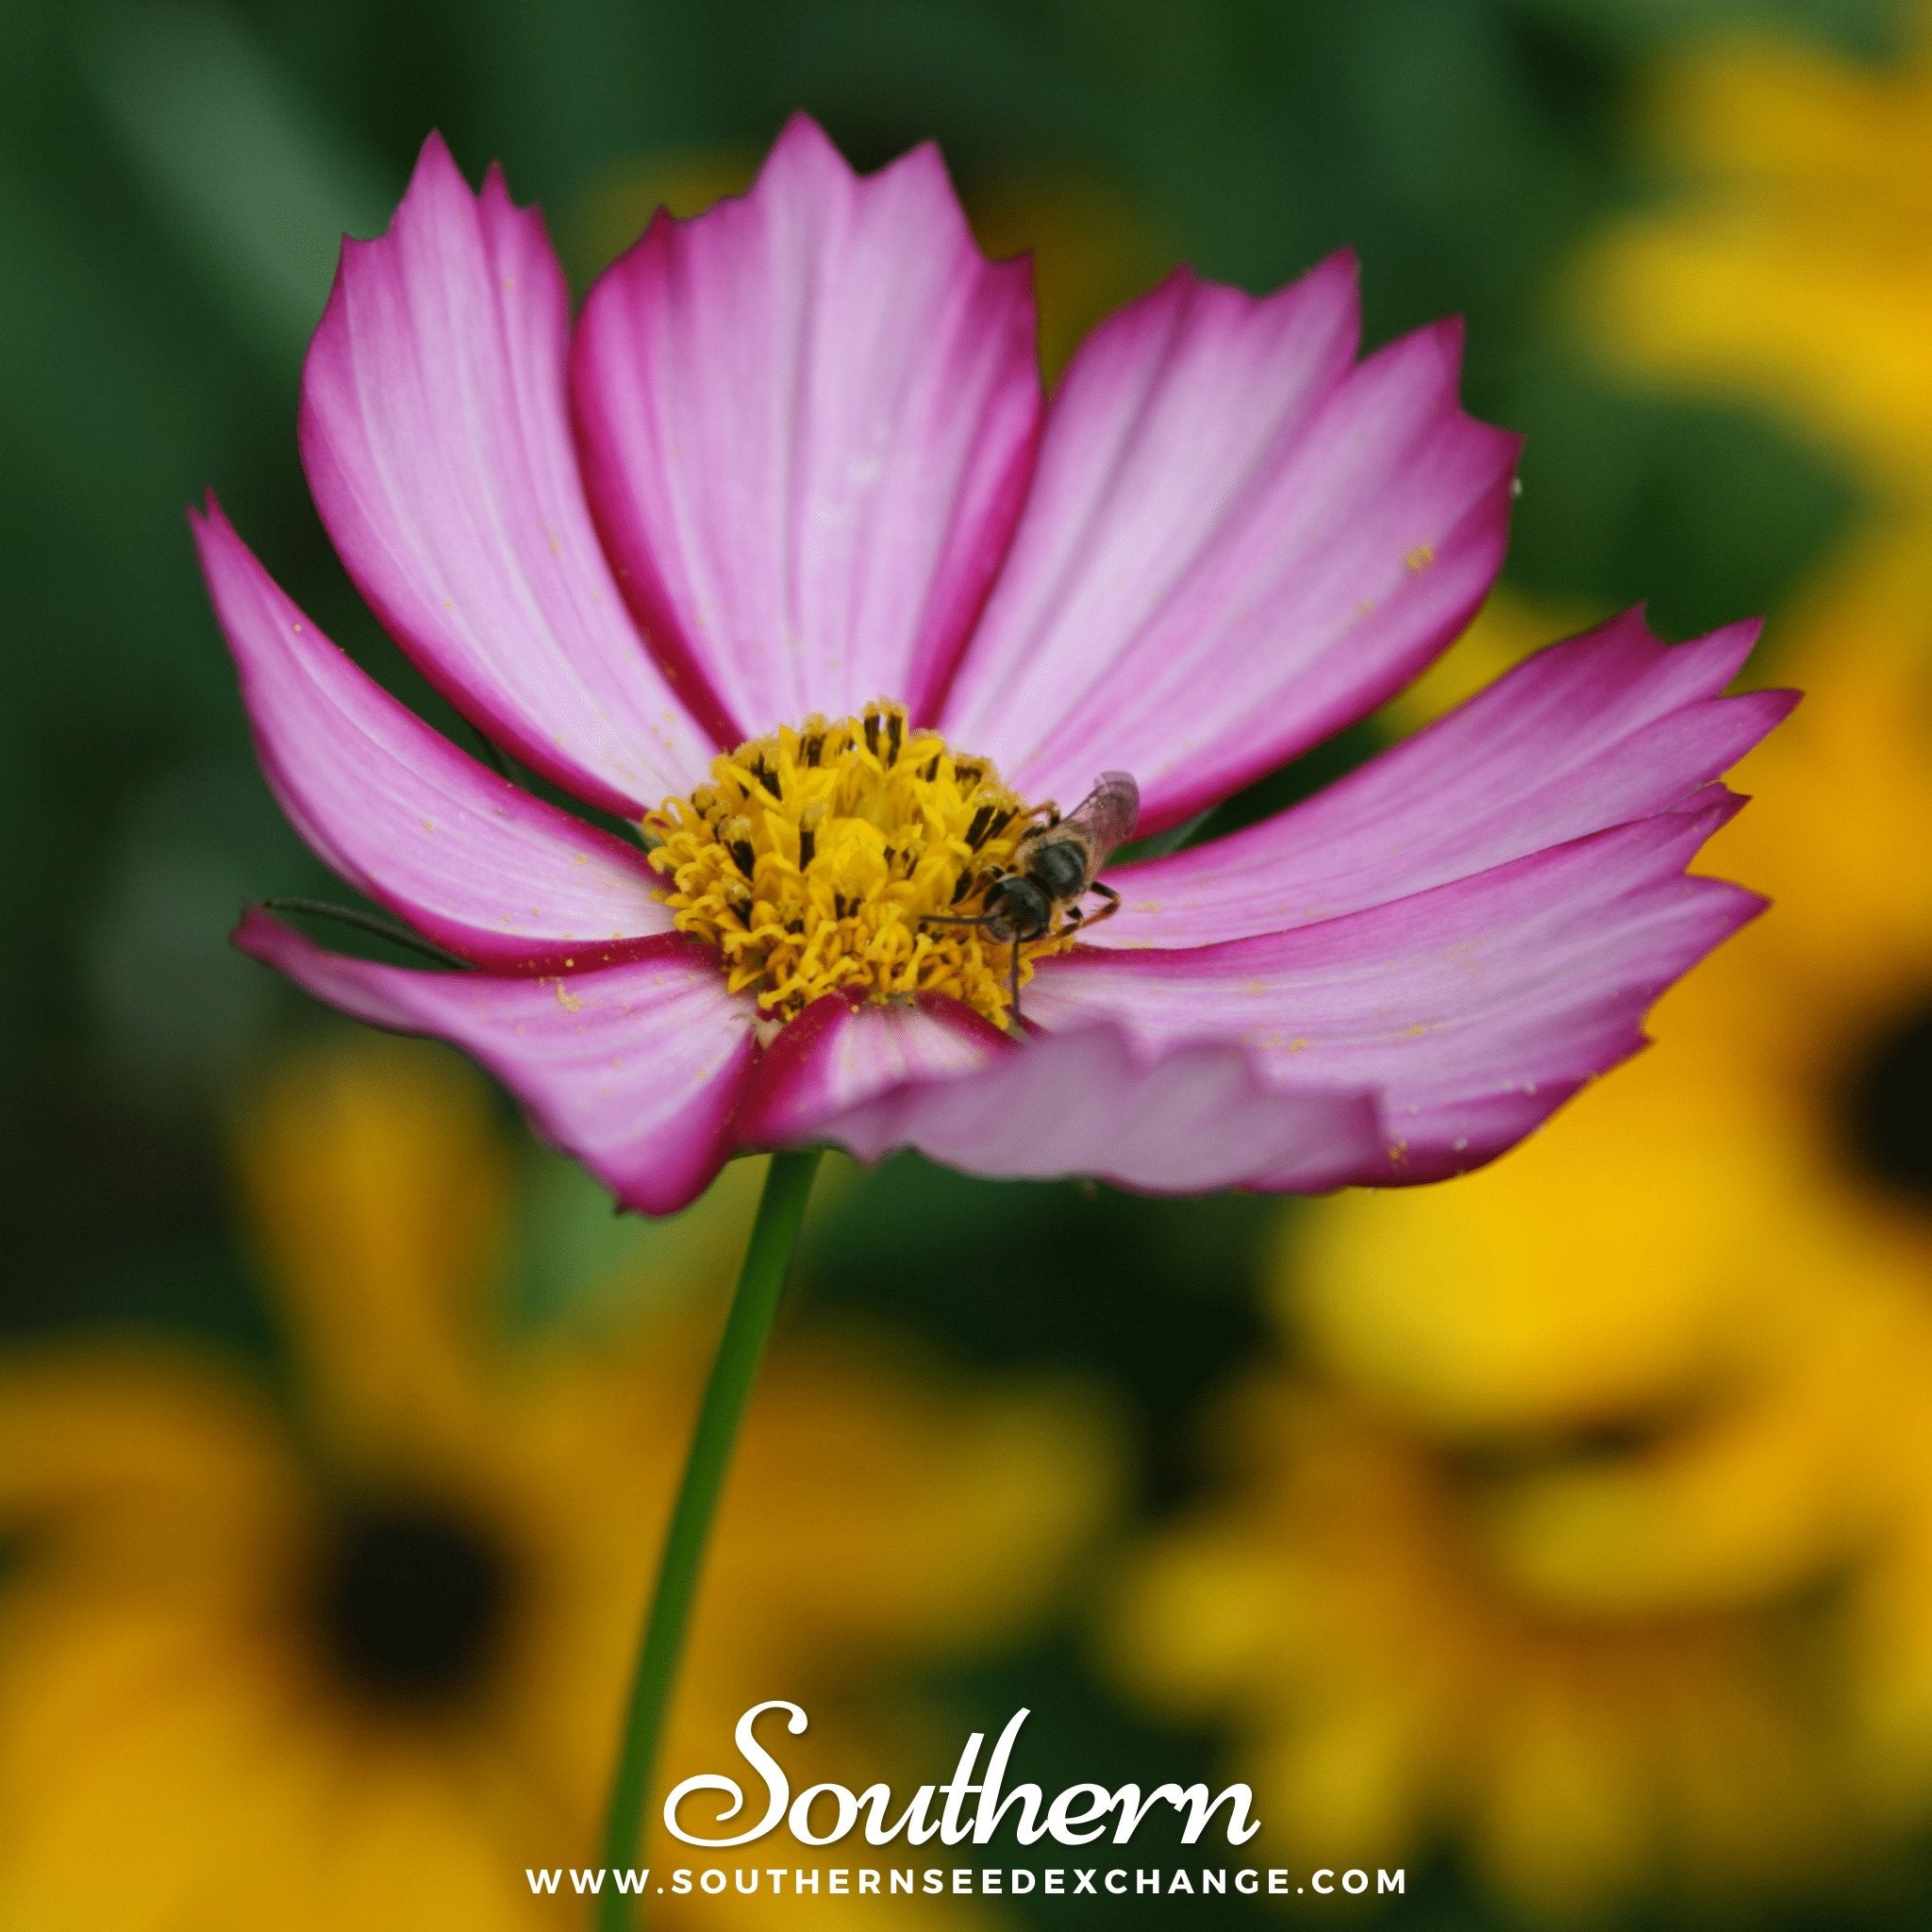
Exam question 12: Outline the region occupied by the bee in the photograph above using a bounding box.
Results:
[928,771,1141,1026]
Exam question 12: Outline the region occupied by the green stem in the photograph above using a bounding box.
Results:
[593,1148,822,1930]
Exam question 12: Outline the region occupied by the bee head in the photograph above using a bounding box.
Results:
[982,874,1053,943]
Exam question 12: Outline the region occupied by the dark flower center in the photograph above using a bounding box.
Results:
[1842,998,1932,1206]
[1443,1406,1689,1490]
[314,1496,513,1705]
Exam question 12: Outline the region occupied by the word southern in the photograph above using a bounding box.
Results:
[662,1703,1260,1851]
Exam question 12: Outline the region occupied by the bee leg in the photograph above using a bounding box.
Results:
[1081,881,1123,928]
[1022,800,1061,827]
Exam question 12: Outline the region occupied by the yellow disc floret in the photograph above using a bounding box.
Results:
[641,701,1075,1030]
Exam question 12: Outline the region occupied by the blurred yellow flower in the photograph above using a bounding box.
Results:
[1285,542,1932,1822]
[1108,1386,1844,1919]
[1243,8,1932,1849]
[0,1040,1115,1931]
[1577,7,1932,502]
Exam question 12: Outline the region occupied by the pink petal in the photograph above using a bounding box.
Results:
[1096,611,1793,947]
[300,134,712,817]
[195,499,670,970]
[235,911,753,1213]
[940,265,1518,834]
[571,114,1041,741]
[1024,804,1763,1183]
[737,991,1009,1145]
[771,1017,1381,1195]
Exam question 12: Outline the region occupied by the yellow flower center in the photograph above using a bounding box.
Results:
[641,701,1075,1030]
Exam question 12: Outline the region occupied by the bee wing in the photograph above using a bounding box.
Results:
[1064,771,1141,866]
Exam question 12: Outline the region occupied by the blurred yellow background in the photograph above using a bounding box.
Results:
[1112,8,1932,1921]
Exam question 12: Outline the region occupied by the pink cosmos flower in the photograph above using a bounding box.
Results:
[197,118,1791,1213]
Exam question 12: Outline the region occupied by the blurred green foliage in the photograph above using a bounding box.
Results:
[0,1,1906,1923]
